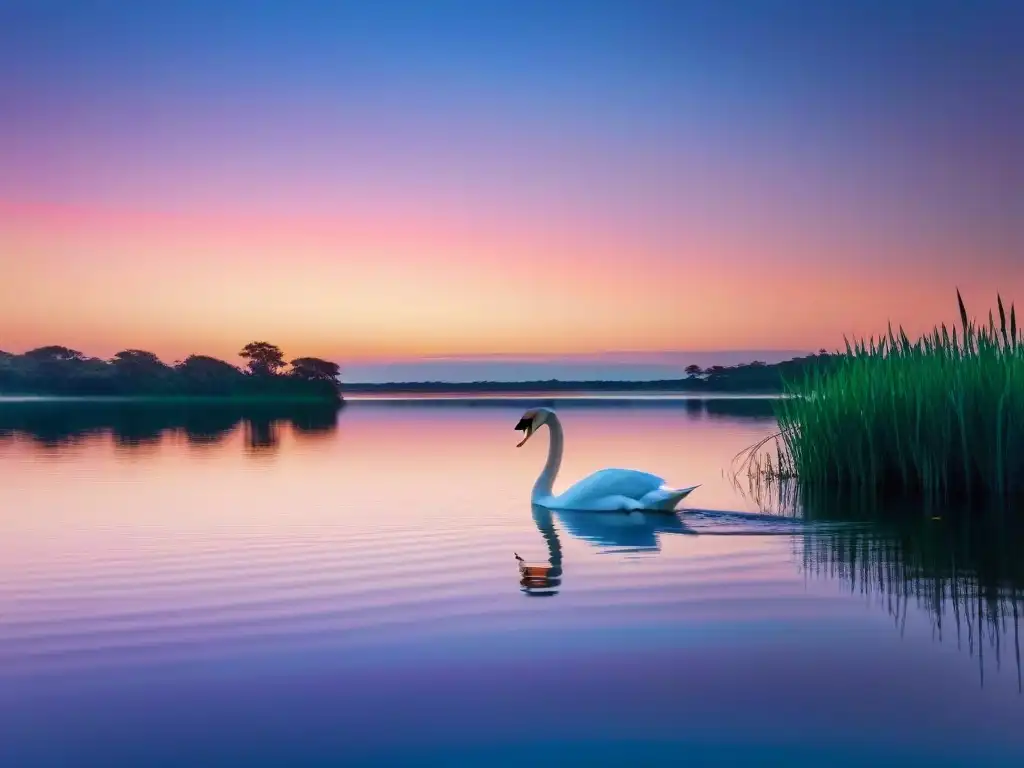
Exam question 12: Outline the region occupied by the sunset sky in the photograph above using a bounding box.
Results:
[1,1,1021,380]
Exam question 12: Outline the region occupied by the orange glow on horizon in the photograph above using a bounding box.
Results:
[2,199,1019,364]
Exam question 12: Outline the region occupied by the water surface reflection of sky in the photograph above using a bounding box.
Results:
[0,401,1021,766]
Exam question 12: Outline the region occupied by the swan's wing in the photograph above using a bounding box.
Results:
[640,485,700,511]
[555,468,666,508]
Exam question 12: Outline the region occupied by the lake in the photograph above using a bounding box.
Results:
[0,397,1021,766]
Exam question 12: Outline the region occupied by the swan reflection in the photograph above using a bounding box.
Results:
[517,504,695,596]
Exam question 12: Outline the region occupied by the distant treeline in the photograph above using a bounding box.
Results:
[1,345,836,398]
[0,342,342,401]
[342,352,836,393]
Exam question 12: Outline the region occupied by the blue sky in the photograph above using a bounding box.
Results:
[1,0,1020,380]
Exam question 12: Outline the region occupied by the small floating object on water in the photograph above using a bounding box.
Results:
[514,552,561,595]
[514,552,552,579]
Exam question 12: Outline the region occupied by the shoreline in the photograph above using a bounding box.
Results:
[341,381,783,395]
[0,394,343,405]
[0,388,784,406]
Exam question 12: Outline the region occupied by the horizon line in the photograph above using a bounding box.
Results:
[2,346,822,364]
[338,348,818,364]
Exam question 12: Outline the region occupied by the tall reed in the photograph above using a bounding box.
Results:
[768,292,1024,504]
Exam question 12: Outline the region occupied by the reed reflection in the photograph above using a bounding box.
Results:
[735,456,1024,689]
[799,495,1024,691]
[518,504,695,595]
[0,401,342,453]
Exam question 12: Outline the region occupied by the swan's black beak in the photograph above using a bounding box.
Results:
[514,416,533,448]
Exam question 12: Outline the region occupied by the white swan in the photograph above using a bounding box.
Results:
[514,407,699,512]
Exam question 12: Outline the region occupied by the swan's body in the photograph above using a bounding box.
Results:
[514,408,699,512]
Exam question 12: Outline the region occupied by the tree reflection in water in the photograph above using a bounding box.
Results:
[0,400,342,453]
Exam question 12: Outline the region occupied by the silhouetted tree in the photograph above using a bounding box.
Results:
[12,346,90,392]
[111,350,169,375]
[175,355,243,395]
[72,357,118,393]
[23,345,84,362]
[111,349,163,366]
[684,364,704,378]
[176,355,241,377]
[109,350,171,393]
[239,342,285,376]
[289,357,340,383]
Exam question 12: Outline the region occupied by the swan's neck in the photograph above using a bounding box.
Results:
[531,505,563,574]
[532,415,563,501]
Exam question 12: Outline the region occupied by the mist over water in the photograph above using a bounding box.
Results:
[0,398,1021,766]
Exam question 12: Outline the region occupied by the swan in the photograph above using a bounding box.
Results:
[514,407,699,512]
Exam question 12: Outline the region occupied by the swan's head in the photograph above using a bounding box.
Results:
[514,408,552,447]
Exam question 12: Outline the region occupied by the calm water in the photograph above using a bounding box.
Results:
[0,398,1021,767]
